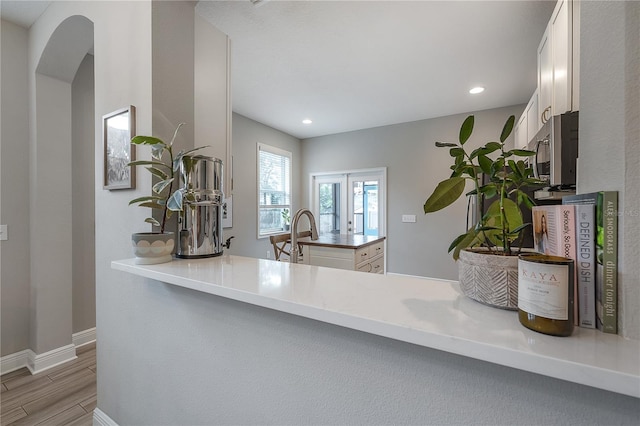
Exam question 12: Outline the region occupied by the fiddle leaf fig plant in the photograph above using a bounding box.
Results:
[128,123,208,234]
[423,115,544,260]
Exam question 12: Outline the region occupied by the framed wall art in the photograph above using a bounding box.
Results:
[103,105,136,190]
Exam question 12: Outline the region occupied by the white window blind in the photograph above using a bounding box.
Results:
[257,143,292,237]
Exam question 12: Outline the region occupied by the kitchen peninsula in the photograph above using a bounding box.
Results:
[297,234,385,273]
[104,255,640,425]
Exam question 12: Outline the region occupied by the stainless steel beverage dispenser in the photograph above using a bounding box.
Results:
[176,155,224,258]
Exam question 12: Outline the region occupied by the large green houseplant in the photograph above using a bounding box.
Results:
[127,123,207,264]
[423,115,544,309]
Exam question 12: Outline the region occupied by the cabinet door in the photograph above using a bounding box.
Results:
[526,90,539,142]
[551,0,572,115]
[515,113,527,150]
[537,22,552,127]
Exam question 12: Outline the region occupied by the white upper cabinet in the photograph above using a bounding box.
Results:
[538,22,553,126]
[551,0,572,115]
[526,90,540,142]
[537,0,578,128]
[515,89,539,150]
[515,112,527,151]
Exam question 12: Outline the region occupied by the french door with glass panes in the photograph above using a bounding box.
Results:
[311,168,386,237]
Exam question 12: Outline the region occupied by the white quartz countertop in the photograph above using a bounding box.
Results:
[112,255,640,398]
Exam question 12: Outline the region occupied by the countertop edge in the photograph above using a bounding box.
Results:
[297,235,386,249]
[111,257,640,398]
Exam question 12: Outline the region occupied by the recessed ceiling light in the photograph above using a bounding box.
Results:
[469,87,485,94]
[302,119,313,124]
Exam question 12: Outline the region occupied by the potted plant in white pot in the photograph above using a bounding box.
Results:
[128,123,207,264]
[423,115,544,309]
[282,208,291,231]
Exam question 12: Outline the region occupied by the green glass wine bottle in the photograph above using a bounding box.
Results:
[518,253,574,337]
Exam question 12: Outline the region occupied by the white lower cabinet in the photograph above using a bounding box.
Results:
[300,240,385,274]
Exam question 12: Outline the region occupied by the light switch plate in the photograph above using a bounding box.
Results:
[402,215,416,223]
[0,225,7,241]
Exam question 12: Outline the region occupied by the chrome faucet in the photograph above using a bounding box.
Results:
[290,208,319,263]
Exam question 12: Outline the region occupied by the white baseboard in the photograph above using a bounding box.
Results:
[72,327,96,347]
[0,349,31,375]
[93,408,119,426]
[27,344,77,374]
[1,327,96,375]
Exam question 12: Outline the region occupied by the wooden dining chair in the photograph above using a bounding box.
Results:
[269,233,292,261]
[269,231,312,261]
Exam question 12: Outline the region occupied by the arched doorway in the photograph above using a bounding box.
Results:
[30,15,95,370]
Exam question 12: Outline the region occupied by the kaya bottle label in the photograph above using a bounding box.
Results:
[518,259,570,320]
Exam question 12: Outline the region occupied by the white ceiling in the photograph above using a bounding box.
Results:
[0,1,50,28]
[1,0,556,139]
[196,0,555,139]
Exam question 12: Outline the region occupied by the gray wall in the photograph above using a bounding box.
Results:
[579,0,639,340]
[1,16,97,357]
[101,273,640,425]
[71,53,96,334]
[1,19,31,356]
[301,105,524,280]
[226,113,302,259]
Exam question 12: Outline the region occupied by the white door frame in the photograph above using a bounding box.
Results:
[309,167,387,237]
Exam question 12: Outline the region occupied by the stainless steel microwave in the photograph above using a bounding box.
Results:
[528,111,579,188]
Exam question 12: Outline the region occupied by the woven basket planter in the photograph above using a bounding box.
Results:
[458,248,522,310]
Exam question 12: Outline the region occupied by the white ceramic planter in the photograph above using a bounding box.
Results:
[458,248,521,310]
[131,232,175,265]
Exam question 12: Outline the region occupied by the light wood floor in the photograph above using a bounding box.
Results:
[0,342,96,426]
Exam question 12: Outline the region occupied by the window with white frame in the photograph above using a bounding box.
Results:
[257,143,292,237]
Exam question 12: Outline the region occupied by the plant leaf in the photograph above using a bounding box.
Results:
[144,217,161,226]
[469,147,484,160]
[128,195,163,205]
[478,154,492,175]
[509,223,531,235]
[146,167,169,181]
[152,178,174,195]
[517,190,536,209]
[447,232,470,253]
[435,141,458,148]
[500,115,515,143]
[173,147,210,173]
[508,160,523,180]
[168,123,186,146]
[167,190,184,211]
[452,229,480,260]
[128,160,170,170]
[423,177,466,213]
[131,136,166,146]
[449,147,464,158]
[484,142,502,153]
[478,183,497,198]
[510,149,536,157]
[481,198,524,245]
[459,115,474,145]
[151,144,166,160]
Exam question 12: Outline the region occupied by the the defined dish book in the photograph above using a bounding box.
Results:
[568,204,596,328]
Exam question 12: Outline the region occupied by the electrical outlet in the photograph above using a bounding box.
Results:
[402,215,416,223]
[266,250,271,259]
[0,225,7,241]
